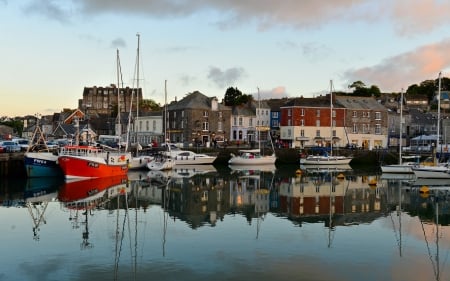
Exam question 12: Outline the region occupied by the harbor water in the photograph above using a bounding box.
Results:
[0,164,449,281]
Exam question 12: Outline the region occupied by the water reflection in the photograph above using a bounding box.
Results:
[1,166,450,280]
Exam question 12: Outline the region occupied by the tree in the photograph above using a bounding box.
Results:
[224,87,243,106]
[140,99,160,112]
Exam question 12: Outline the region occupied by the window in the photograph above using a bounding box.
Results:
[301,129,305,137]
[352,111,357,117]
[203,111,208,117]
[362,112,367,117]
[218,121,223,131]
[332,130,336,137]
[153,120,156,131]
[316,109,320,117]
[288,119,292,126]
[174,111,177,118]
[288,109,292,116]
[301,108,305,116]
[332,120,336,127]
[375,112,381,120]
[367,112,370,118]
[234,117,237,126]
[249,118,253,126]
[239,117,242,126]
[202,122,209,131]
[352,124,357,133]
[332,110,336,118]
[316,130,320,137]
[316,120,320,126]
[375,124,381,134]
[301,119,304,126]
[272,112,278,118]
[266,110,268,115]
[287,129,292,137]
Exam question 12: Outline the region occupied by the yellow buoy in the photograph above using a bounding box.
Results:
[419,185,430,194]
[337,173,345,180]
[296,169,302,176]
[368,178,377,186]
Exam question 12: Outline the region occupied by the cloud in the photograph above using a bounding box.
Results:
[25,0,450,36]
[207,66,246,88]
[343,38,450,92]
[23,0,72,24]
[110,38,127,49]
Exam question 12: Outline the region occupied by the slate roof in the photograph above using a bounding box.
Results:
[168,91,214,110]
[282,94,344,108]
[335,96,386,110]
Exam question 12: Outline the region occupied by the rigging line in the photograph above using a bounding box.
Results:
[420,209,438,279]
[114,195,120,281]
[124,190,135,277]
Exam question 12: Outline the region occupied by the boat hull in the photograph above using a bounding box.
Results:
[228,154,276,165]
[58,155,128,180]
[380,164,413,174]
[24,152,62,177]
[300,156,352,165]
[174,156,216,165]
[413,167,450,179]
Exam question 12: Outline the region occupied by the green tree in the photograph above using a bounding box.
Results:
[140,99,160,111]
[224,87,243,106]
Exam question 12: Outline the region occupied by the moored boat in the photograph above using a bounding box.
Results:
[58,145,130,180]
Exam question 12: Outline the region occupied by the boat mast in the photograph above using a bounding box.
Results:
[399,89,403,165]
[257,87,261,151]
[136,33,140,120]
[116,49,121,144]
[436,71,442,164]
[330,80,333,157]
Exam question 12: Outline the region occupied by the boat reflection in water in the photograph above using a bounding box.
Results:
[3,165,450,280]
[24,177,63,241]
[58,175,129,249]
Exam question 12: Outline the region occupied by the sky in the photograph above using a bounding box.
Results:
[2,0,450,117]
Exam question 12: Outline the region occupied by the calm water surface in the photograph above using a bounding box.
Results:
[0,164,449,281]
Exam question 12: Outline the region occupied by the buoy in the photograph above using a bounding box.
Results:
[368,179,377,186]
[419,185,430,194]
[296,169,302,176]
[337,173,345,180]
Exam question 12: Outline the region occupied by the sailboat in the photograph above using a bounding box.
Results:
[381,89,419,173]
[128,33,153,170]
[228,88,277,165]
[412,72,450,179]
[58,50,131,180]
[147,80,174,171]
[300,81,352,165]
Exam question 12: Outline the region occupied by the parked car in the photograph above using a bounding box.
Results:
[0,141,21,153]
[45,140,59,149]
[12,138,30,151]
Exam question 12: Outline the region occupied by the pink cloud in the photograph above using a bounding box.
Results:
[344,38,450,92]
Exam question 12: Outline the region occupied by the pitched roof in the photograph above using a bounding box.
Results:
[168,91,214,110]
[335,96,386,110]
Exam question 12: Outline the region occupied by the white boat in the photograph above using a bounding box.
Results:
[412,73,450,179]
[228,88,277,166]
[167,149,217,165]
[300,153,352,165]
[300,81,352,165]
[380,155,420,174]
[412,165,450,179]
[228,149,276,165]
[147,80,174,171]
[147,152,174,171]
[381,90,418,174]
[128,154,153,169]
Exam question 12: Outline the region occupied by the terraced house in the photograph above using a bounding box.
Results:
[279,94,389,149]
